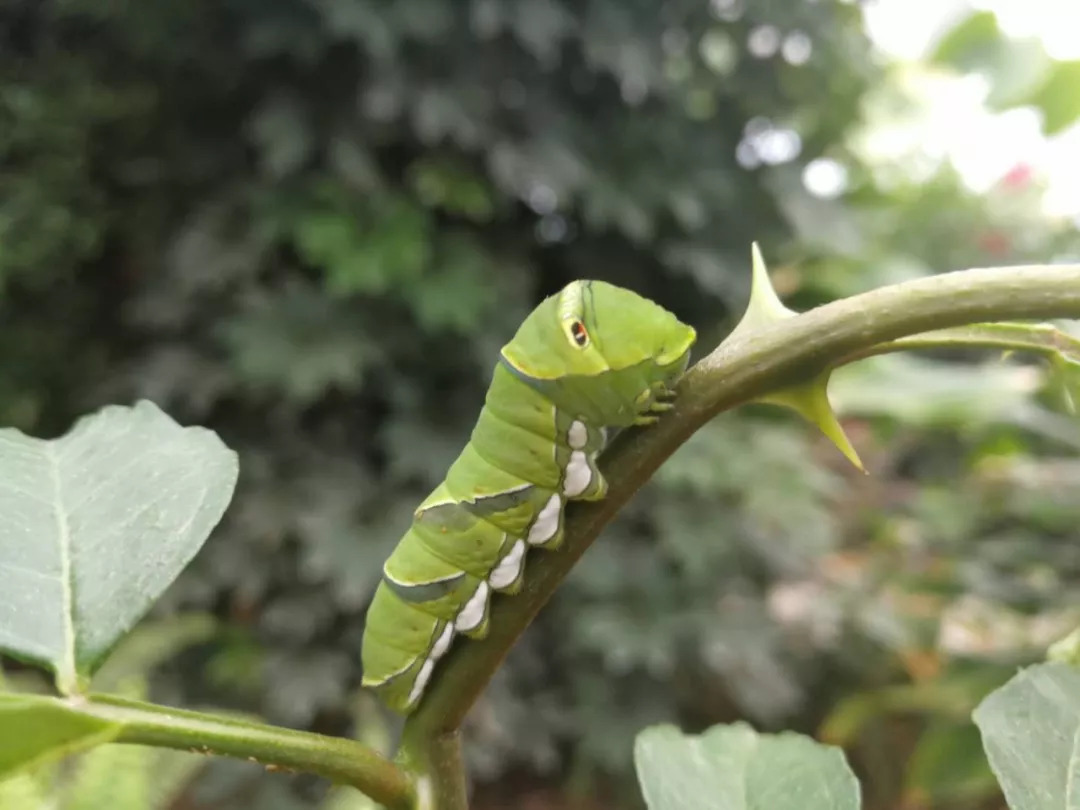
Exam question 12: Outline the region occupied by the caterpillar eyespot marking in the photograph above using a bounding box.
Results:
[570,320,589,347]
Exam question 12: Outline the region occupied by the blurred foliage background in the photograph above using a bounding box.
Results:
[2,1,1080,809]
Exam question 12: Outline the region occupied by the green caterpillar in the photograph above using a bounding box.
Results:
[360,280,696,713]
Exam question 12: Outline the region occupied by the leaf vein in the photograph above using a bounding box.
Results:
[45,443,77,694]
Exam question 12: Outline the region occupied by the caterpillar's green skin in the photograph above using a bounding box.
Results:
[360,280,696,713]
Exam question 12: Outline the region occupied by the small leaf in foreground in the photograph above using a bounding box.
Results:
[0,694,120,779]
[973,662,1080,810]
[0,400,238,694]
[634,722,861,810]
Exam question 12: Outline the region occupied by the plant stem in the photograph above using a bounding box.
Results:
[403,263,1080,747]
[73,694,416,809]
[836,321,1080,366]
[397,727,469,810]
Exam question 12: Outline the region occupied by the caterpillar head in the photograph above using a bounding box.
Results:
[501,279,696,387]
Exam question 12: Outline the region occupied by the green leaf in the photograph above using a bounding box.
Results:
[220,285,375,403]
[1049,352,1080,415]
[0,400,238,693]
[320,786,383,810]
[410,233,498,333]
[1024,61,1080,135]
[408,157,496,221]
[1048,627,1080,666]
[0,694,120,779]
[982,38,1054,110]
[0,771,48,810]
[634,722,861,810]
[931,11,1000,67]
[61,738,203,810]
[905,723,997,806]
[930,11,1052,109]
[973,662,1080,810]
